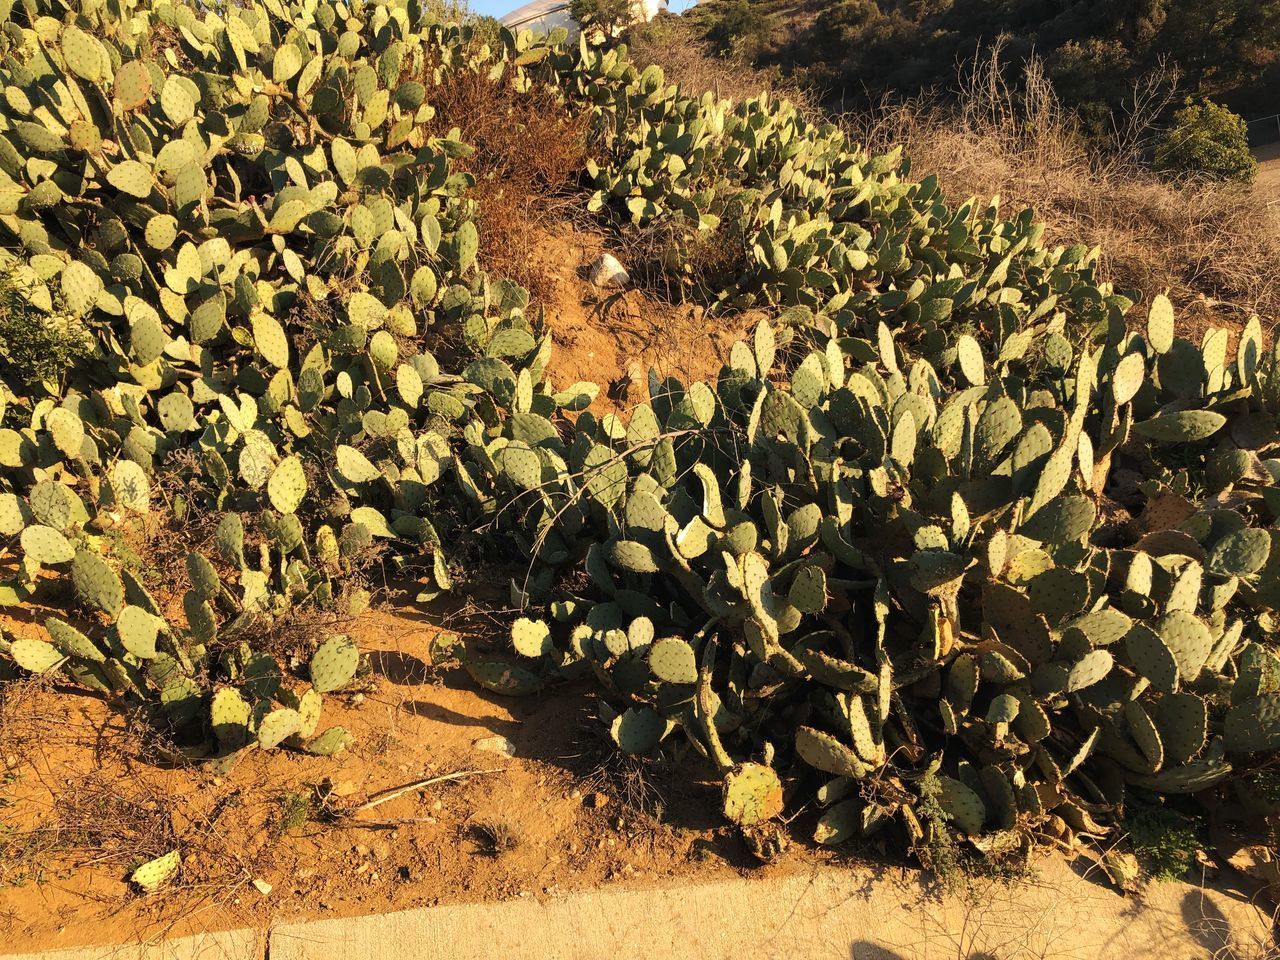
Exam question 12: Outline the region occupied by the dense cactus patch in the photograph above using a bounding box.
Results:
[0,0,1277,870]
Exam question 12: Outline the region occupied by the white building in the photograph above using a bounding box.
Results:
[499,0,667,37]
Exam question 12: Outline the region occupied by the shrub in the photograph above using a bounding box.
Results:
[570,0,635,33]
[0,271,92,391]
[1154,99,1258,184]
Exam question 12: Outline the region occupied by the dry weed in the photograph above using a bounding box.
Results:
[425,66,590,304]
[845,45,1280,339]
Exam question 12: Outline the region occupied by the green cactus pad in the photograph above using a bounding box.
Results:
[1207,528,1270,578]
[1152,692,1207,766]
[310,635,359,693]
[305,726,354,756]
[649,637,697,684]
[465,659,542,696]
[1225,694,1280,754]
[116,605,162,659]
[795,726,869,778]
[1132,411,1226,443]
[1155,611,1213,683]
[20,525,75,565]
[9,637,65,673]
[258,708,302,749]
[211,688,251,749]
[45,617,105,662]
[1125,623,1179,692]
[71,550,124,616]
[935,776,986,835]
[130,850,180,893]
[267,456,307,514]
[787,565,827,614]
[723,762,784,826]
[608,540,660,574]
[610,706,667,754]
[813,798,863,845]
[511,617,553,658]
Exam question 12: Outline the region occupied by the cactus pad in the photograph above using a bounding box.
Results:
[130,850,180,893]
[723,763,784,826]
[71,550,124,615]
[258,708,302,749]
[310,635,359,693]
[649,637,697,683]
[610,707,667,754]
[511,617,553,658]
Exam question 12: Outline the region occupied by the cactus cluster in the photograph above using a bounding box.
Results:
[485,292,1280,854]
[0,0,1276,866]
[0,0,569,760]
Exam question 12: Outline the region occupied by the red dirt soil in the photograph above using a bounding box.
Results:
[1,605,850,955]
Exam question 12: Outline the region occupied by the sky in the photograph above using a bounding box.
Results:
[469,0,696,17]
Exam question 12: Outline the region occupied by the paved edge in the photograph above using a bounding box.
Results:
[3,928,264,960]
[271,857,1272,960]
[8,858,1275,960]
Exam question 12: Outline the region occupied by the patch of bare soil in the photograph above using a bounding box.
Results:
[1256,142,1280,201]
[528,224,752,415]
[0,606,845,955]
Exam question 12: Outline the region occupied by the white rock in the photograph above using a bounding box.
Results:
[252,878,273,896]
[587,253,629,288]
[473,735,517,757]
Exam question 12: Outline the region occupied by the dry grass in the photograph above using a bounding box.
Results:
[627,14,816,112]
[844,46,1280,340]
[426,66,591,306]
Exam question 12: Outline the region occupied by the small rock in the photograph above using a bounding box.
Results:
[431,799,443,812]
[587,253,629,288]
[252,878,273,896]
[473,735,516,757]
[586,792,610,810]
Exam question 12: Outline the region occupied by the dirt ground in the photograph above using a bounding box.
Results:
[0,603,855,955]
[1256,142,1280,201]
[527,224,750,415]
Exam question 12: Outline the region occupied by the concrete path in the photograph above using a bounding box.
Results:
[7,858,1276,960]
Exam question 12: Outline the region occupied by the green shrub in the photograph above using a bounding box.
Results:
[1154,99,1258,184]
[570,0,635,33]
[0,271,92,391]
[1126,806,1200,882]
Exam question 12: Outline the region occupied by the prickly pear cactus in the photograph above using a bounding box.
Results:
[0,0,572,760]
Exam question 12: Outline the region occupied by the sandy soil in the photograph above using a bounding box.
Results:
[527,224,750,414]
[0,603,846,955]
[1255,142,1280,200]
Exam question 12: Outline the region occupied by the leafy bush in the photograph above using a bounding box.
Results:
[1154,99,1258,184]
[0,272,92,391]
[1126,806,1200,881]
[570,0,635,33]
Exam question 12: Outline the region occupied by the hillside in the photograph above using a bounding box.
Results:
[0,0,1278,948]
[678,0,1280,133]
